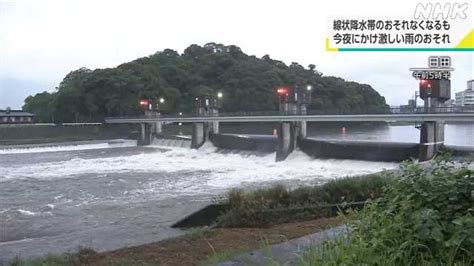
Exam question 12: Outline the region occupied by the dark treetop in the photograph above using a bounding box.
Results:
[23,42,389,122]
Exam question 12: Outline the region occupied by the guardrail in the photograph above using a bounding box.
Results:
[61,122,103,126]
[105,113,474,123]
[104,106,474,121]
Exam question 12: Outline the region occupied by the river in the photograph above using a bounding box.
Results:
[0,123,472,262]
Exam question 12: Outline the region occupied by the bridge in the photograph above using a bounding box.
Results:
[105,110,474,162]
[105,113,474,123]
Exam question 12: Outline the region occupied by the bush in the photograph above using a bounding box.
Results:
[303,159,474,265]
[215,173,391,227]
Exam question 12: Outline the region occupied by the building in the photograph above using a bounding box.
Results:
[0,108,35,124]
[398,99,416,113]
[455,80,474,107]
[443,99,456,112]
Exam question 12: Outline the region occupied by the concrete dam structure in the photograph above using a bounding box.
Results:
[151,128,471,162]
[209,133,420,162]
[105,113,474,162]
[106,80,473,162]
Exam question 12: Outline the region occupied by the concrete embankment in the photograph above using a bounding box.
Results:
[209,133,277,153]
[0,124,136,145]
[299,138,419,161]
[219,225,348,266]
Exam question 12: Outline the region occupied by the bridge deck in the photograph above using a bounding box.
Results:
[105,113,474,123]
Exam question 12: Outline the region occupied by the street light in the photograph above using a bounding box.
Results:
[306,85,312,91]
[217,92,223,98]
[276,87,289,96]
[139,99,149,106]
[159,97,165,104]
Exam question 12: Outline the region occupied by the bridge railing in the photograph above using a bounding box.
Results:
[388,106,474,114]
[104,106,474,121]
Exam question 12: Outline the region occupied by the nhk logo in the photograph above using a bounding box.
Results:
[414,2,469,20]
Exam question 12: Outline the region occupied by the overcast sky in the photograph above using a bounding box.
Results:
[0,0,473,109]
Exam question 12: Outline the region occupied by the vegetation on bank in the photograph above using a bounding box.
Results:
[215,172,392,227]
[302,158,473,265]
[23,42,389,122]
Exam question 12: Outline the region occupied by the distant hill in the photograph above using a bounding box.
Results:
[23,43,389,122]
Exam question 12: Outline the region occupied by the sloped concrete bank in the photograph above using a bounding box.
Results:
[219,225,348,266]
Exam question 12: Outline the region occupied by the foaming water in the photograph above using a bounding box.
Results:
[0,142,397,262]
[1,142,397,187]
[17,209,37,216]
[0,139,137,155]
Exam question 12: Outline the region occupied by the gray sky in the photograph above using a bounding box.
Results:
[0,0,473,109]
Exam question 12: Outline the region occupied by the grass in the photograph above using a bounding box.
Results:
[215,172,392,227]
[201,233,285,265]
[9,248,97,266]
[300,157,474,265]
[200,249,247,266]
[184,226,213,238]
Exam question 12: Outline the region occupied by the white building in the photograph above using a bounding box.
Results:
[0,108,35,124]
[455,80,474,107]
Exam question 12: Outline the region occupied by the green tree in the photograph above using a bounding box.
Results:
[23,43,390,122]
[23,91,56,122]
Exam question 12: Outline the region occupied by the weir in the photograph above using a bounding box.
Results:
[128,114,471,161]
[130,114,468,161]
[105,56,472,161]
[114,75,469,161]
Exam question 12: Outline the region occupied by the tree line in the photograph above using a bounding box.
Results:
[23,42,389,122]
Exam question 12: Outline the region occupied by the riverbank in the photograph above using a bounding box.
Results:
[9,217,343,266]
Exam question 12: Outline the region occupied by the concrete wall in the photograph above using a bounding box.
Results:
[209,134,421,162]
[209,134,277,153]
[0,124,136,145]
[298,138,419,162]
